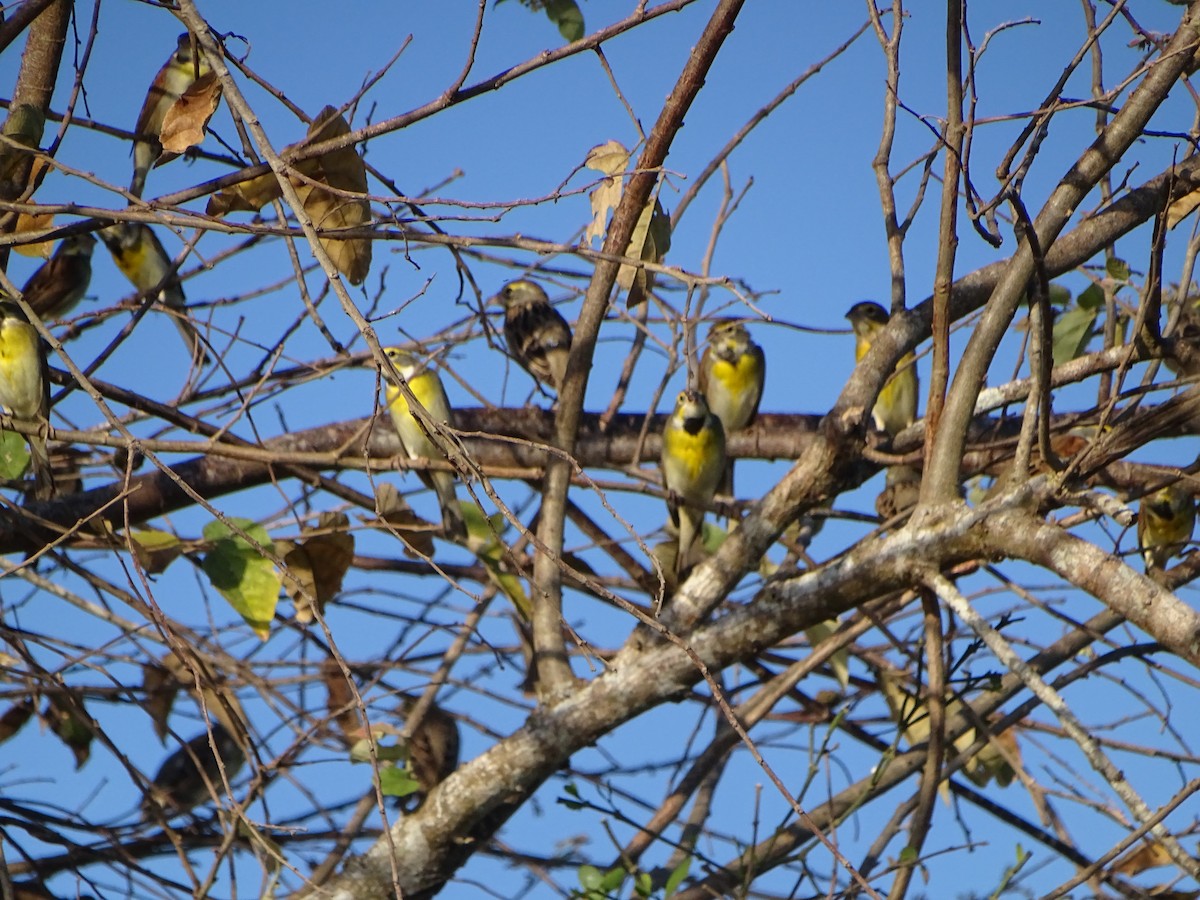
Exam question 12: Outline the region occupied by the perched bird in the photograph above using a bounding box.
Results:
[0,302,54,500]
[377,347,466,541]
[874,464,922,522]
[142,723,245,819]
[1137,483,1195,572]
[698,319,765,495]
[494,279,573,393]
[130,32,212,199]
[397,696,460,811]
[845,301,918,437]
[20,233,96,320]
[661,389,726,576]
[100,222,208,364]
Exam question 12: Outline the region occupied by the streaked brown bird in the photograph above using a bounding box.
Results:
[398,696,460,811]
[21,233,95,320]
[130,32,213,199]
[142,722,245,819]
[493,279,573,392]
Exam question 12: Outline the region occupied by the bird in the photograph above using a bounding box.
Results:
[397,696,460,811]
[0,302,54,500]
[130,32,212,199]
[874,464,922,522]
[141,722,245,820]
[661,389,726,576]
[100,222,208,364]
[845,301,918,437]
[698,319,764,496]
[1137,483,1195,572]
[20,233,96,320]
[377,347,467,541]
[493,279,573,393]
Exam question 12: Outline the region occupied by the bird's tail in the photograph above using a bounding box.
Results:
[27,434,55,501]
[718,461,736,501]
[674,507,703,577]
[432,471,467,542]
[171,314,211,366]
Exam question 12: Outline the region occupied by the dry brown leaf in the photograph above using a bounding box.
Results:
[1113,840,1176,877]
[584,139,629,245]
[282,512,355,623]
[159,71,223,157]
[206,169,282,216]
[0,699,34,744]
[372,482,436,557]
[142,662,181,742]
[45,693,92,769]
[294,107,371,284]
[206,106,371,283]
[1168,187,1200,230]
[322,656,363,744]
[13,207,55,259]
[130,529,184,575]
[581,139,670,306]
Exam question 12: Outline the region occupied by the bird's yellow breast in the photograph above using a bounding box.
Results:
[385,371,438,418]
[710,354,758,393]
[663,424,718,482]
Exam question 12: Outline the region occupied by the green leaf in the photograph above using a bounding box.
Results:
[201,518,281,638]
[1046,282,1071,307]
[664,856,691,896]
[600,868,626,892]
[899,845,919,864]
[0,430,30,481]
[577,865,603,891]
[545,0,584,42]
[1076,282,1105,310]
[1105,257,1131,283]
[1051,302,1100,366]
[130,529,184,574]
[379,763,421,798]
[633,870,652,897]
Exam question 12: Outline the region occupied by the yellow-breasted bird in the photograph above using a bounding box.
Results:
[378,347,467,541]
[1137,483,1195,572]
[130,32,212,199]
[494,279,573,393]
[0,302,54,500]
[21,233,96,320]
[845,301,918,437]
[699,319,764,495]
[142,723,245,820]
[100,222,208,364]
[661,389,726,576]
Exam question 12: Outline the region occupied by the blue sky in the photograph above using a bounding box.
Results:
[3,2,1200,898]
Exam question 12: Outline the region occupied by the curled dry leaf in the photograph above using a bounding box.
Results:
[45,692,93,769]
[158,71,223,157]
[206,105,372,284]
[130,528,184,575]
[294,107,372,284]
[14,197,55,259]
[582,139,671,306]
[322,656,363,744]
[370,482,436,558]
[283,511,355,624]
[0,699,34,745]
[142,662,182,742]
